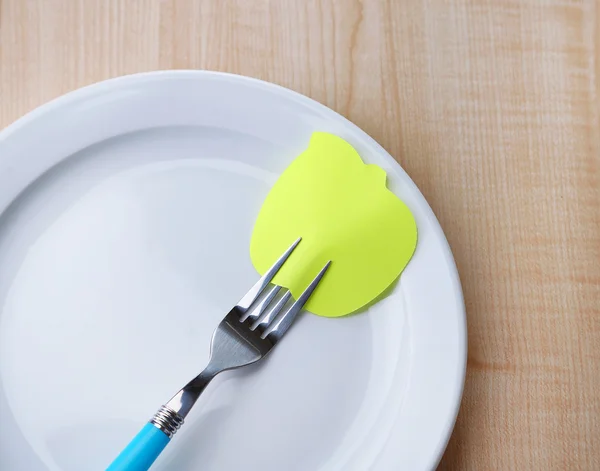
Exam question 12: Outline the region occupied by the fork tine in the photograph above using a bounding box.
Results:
[237,237,301,312]
[243,285,282,323]
[266,261,331,342]
[254,290,293,332]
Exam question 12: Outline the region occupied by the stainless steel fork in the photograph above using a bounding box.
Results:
[106,238,330,471]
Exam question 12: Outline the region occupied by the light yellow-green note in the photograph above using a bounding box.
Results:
[250,132,417,317]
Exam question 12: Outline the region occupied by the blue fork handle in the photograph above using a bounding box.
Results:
[106,423,170,471]
[107,372,212,470]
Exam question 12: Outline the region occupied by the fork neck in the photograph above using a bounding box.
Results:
[164,367,218,419]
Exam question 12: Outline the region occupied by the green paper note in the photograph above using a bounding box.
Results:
[250,132,417,317]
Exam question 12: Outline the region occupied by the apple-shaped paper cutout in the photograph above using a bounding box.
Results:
[250,132,417,317]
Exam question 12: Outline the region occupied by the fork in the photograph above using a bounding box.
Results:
[106,238,330,471]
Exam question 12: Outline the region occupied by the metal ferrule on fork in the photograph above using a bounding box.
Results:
[149,406,184,438]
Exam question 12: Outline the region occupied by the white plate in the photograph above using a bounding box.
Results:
[0,71,466,471]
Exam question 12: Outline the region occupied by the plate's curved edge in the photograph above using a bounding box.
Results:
[425,249,467,469]
[0,70,467,470]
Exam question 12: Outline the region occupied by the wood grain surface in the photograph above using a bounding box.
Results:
[1,1,599,469]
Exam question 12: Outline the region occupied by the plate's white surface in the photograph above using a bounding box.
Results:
[0,71,466,471]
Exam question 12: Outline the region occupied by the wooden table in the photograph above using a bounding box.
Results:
[1,1,599,469]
